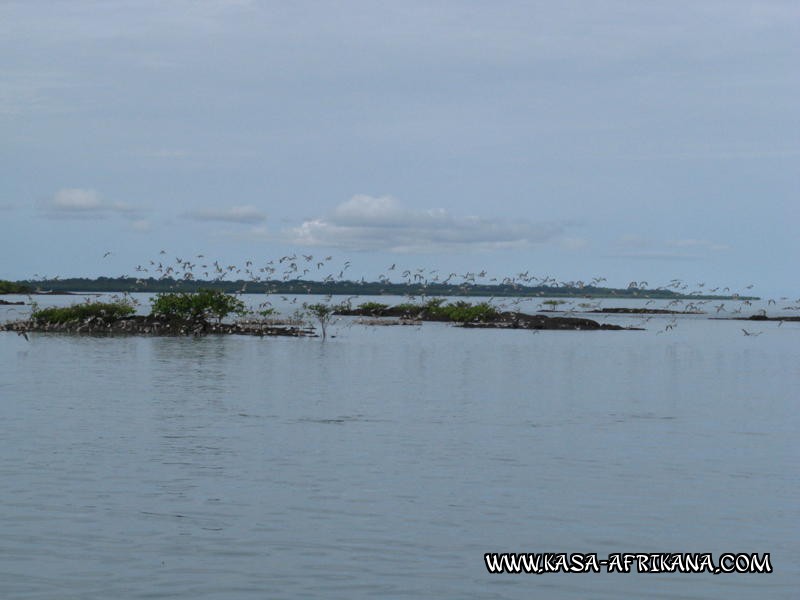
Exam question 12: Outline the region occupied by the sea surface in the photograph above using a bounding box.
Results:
[1,294,798,599]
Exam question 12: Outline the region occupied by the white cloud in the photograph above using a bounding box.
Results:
[42,188,138,219]
[182,205,267,224]
[284,194,568,253]
[52,188,102,211]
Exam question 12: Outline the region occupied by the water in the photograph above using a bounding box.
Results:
[1,297,798,598]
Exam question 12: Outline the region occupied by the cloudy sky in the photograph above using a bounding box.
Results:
[2,1,798,295]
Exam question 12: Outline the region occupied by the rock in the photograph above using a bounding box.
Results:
[589,308,703,315]
[460,312,637,331]
[2,315,315,337]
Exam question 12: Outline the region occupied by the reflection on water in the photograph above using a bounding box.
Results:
[0,317,798,599]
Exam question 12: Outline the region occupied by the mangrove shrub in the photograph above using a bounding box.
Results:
[150,289,246,323]
[31,300,135,324]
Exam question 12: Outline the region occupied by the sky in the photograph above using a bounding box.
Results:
[2,1,798,296]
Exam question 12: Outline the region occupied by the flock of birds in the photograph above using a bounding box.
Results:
[8,249,800,340]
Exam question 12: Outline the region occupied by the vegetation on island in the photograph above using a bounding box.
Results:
[303,302,336,340]
[353,301,390,314]
[337,298,499,323]
[420,299,500,323]
[13,291,311,337]
[541,299,567,311]
[336,298,630,330]
[0,280,32,294]
[150,289,247,323]
[31,300,135,324]
[27,290,249,327]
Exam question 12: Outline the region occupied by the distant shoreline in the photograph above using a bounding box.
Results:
[3,277,756,301]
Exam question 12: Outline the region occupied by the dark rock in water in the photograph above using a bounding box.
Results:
[339,305,638,330]
[2,315,315,337]
[460,312,637,331]
[336,306,427,319]
[353,318,421,326]
[744,315,799,322]
[711,315,800,322]
[589,307,703,315]
[0,299,24,305]
[31,290,79,295]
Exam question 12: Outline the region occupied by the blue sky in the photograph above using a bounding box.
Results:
[2,1,798,296]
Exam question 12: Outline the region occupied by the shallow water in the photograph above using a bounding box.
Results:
[1,298,798,598]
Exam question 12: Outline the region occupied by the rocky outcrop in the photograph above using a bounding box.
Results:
[460,312,636,330]
[2,315,314,337]
[589,308,703,315]
[339,305,637,330]
[735,315,800,322]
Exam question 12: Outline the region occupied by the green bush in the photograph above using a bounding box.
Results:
[150,289,246,323]
[0,280,31,294]
[357,301,389,312]
[304,302,336,340]
[439,301,499,323]
[388,299,498,322]
[424,298,446,309]
[420,298,448,318]
[394,302,424,315]
[541,299,566,310]
[32,300,135,324]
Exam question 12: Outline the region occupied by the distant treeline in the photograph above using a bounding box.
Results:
[0,280,32,294]
[10,277,749,300]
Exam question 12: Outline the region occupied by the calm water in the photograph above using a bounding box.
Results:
[1,296,798,598]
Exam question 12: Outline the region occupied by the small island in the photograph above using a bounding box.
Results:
[2,291,314,338]
[725,314,800,323]
[335,300,638,331]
